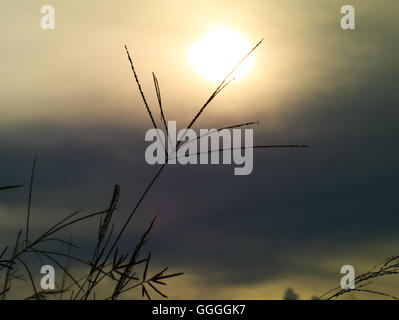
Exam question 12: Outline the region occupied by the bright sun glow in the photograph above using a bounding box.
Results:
[188,27,255,83]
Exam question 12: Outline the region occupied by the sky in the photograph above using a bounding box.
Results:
[1,0,399,299]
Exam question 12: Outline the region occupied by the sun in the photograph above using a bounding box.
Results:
[188,27,255,83]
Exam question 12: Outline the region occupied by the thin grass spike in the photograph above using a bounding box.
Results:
[124,45,157,129]
[25,154,37,248]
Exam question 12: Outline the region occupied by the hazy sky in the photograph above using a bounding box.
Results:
[1,0,399,299]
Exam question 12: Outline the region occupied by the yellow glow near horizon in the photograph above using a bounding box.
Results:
[188,27,255,83]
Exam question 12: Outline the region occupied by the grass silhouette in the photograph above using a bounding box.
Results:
[320,256,399,300]
[1,40,311,300]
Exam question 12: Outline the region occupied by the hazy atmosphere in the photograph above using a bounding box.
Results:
[1,0,398,299]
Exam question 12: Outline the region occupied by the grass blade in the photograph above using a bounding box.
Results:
[0,185,24,191]
[25,154,38,248]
